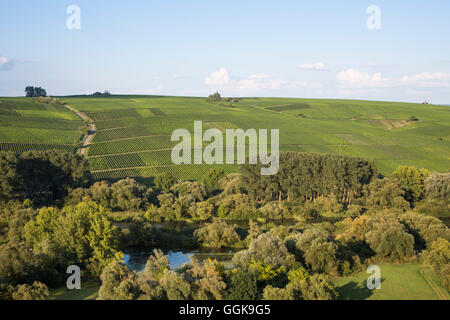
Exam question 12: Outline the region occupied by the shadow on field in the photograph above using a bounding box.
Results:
[336,278,386,300]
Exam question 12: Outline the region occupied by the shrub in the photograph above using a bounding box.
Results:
[262,285,294,300]
[202,168,225,192]
[399,212,450,250]
[259,202,291,219]
[362,177,410,210]
[392,166,431,202]
[232,233,295,269]
[0,242,39,285]
[188,201,214,220]
[295,228,338,273]
[159,269,191,300]
[425,173,450,201]
[225,268,258,300]
[366,223,415,262]
[154,172,177,192]
[424,238,450,291]
[11,281,48,300]
[299,274,338,300]
[194,220,240,249]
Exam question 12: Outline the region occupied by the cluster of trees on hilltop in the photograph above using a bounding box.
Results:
[25,86,47,97]
[207,92,239,107]
[91,90,111,97]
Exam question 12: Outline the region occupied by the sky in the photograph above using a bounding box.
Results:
[1,0,450,103]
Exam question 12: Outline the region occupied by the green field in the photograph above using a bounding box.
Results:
[0,98,84,153]
[334,264,449,300]
[1,95,449,181]
[48,281,100,300]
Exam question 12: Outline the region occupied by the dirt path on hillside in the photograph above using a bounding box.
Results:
[64,105,96,155]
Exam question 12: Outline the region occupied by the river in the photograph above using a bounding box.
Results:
[123,248,236,271]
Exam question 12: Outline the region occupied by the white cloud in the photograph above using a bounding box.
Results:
[298,62,327,71]
[0,55,16,71]
[204,68,230,85]
[204,68,322,94]
[336,69,389,88]
[402,72,450,88]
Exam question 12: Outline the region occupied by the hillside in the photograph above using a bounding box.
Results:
[0,98,84,153]
[1,96,449,181]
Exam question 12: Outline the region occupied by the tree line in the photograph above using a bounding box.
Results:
[240,152,377,204]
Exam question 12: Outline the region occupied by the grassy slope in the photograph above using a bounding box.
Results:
[61,95,449,181]
[2,95,449,180]
[48,281,100,300]
[0,98,84,152]
[333,264,449,300]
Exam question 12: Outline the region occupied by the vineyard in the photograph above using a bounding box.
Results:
[0,98,84,154]
[64,96,449,182]
[1,95,449,182]
[90,164,237,181]
[87,136,173,156]
[0,142,78,154]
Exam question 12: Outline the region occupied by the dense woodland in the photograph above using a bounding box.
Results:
[0,150,448,300]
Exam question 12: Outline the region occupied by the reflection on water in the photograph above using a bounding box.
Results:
[121,217,349,272]
[123,249,236,271]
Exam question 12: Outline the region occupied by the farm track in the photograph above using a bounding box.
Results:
[64,105,96,155]
[419,267,448,300]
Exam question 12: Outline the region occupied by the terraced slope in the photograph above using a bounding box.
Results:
[59,95,449,181]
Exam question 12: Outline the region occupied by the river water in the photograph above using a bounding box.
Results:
[123,248,236,271]
[121,218,340,271]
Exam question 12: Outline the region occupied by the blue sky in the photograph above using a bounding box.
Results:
[1,0,450,103]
